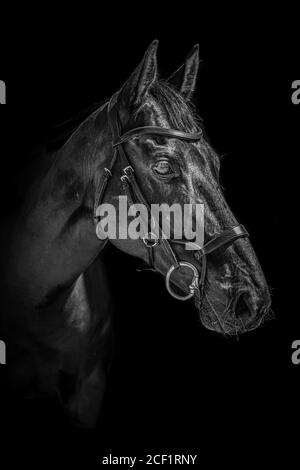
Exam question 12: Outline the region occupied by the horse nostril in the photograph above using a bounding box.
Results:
[235,294,253,321]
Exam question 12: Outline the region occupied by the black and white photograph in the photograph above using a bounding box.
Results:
[0,7,298,467]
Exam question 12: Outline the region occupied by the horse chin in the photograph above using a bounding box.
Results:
[194,294,272,337]
[194,295,230,335]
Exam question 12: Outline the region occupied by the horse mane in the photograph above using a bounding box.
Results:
[47,80,202,152]
[5,81,204,217]
[146,80,219,175]
[145,80,203,132]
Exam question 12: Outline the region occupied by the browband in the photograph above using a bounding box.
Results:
[113,126,203,146]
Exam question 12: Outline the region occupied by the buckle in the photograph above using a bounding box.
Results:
[123,166,134,176]
[103,168,112,178]
[142,232,160,248]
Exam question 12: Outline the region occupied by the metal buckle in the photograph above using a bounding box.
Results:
[123,166,134,176]
[120,175,129,184]
[142,232,160,248]
[165,261,199,301]
[121,166,134,185]
[103,168,112,178]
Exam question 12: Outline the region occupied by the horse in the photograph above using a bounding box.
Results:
[0,40,271,428]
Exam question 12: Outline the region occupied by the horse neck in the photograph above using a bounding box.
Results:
[7,104,111,305]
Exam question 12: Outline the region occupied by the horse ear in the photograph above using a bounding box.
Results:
[167,44,200,100]
[120,40,158,108]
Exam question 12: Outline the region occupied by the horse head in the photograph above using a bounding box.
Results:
[95,40,271,335]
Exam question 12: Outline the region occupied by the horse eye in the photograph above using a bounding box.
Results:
[153,160,173,176]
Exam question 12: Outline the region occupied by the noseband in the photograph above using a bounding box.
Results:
[94,93,249,304]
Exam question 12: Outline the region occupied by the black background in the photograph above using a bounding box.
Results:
[0,7,299,467]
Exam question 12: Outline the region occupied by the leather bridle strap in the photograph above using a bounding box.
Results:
[202,225,248,255]
[108,101,181,270]
[114,126,203,146]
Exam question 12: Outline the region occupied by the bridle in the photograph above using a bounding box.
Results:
[93,93,249,304]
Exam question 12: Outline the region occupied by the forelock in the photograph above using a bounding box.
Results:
[135,80,202,133]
